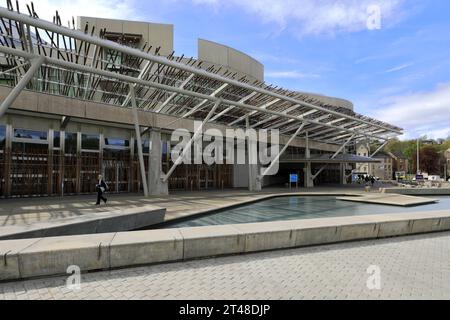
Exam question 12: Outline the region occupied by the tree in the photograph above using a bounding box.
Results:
[412,145,442,175]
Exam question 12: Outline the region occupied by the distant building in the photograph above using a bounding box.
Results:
[388,150,409,176]
[421,139,436,146]
[355,143,370,174]
[371,151,394,181]
[355,143,394,180]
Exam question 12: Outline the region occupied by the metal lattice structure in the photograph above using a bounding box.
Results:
[0,2,402,144]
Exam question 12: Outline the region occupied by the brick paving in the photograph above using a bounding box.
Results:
[1,232,450,300]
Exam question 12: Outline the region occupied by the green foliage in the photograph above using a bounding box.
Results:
[382,138,449,174]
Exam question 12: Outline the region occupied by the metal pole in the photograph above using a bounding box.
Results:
[163,99,221,182]
[130,85,149,196]
[312,134,356,180]
[260,122,305,177]
[370,140,389,158]
[417,138,420,174]
[0,56,44,118]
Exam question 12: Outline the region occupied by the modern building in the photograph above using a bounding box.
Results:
[0,6,402,198]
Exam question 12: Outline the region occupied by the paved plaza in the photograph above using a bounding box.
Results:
[1,185,408,239]
[1,231,450,300]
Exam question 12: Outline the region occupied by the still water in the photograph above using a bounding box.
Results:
[161,196,450,229]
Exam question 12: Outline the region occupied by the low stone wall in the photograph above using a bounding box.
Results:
[0,206,166,241]
[1,210,450,281]
[381,188,450,195]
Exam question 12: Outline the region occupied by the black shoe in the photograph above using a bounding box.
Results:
[95,203,100,205]
[104,198,107,204]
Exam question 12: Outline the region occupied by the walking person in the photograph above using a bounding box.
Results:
[95,174,108,205]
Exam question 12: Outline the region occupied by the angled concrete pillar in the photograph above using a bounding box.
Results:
[304,132,314,188]
[148,129,168,196]
[340,163,347,185]
[246,117,261,192]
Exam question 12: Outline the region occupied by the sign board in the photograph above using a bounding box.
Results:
[290,174,298,183]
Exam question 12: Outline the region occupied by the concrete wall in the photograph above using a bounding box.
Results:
[0,86,340,153]
[198,39,264,82]
[77,16,174,57]
[297,92,354,111]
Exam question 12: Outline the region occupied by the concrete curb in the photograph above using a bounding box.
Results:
[1,210,450,281]
[0,206,166,241]
[381,188,450,195]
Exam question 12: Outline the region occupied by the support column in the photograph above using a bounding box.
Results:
[47,129,54,195]
[76,131,81,194]
[246,116,261,191]
[59,131,65,197]
[129,85,149,196]
[4,124,12,197]
[0,56,44,118]
[148,128,168,196]
[340,163,347,185]
[304,132,314,188]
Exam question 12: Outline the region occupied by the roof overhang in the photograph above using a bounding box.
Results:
[0,6,403,146]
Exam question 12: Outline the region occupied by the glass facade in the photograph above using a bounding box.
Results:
[134,139,149,153]
[82,134,100,150]
[65,132,77,153]
[105,138,129,148]
[54,131,61,148]
[0,125,5,149]
[14,128,47,140]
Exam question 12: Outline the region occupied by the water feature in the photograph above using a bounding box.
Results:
[160,196,450,229]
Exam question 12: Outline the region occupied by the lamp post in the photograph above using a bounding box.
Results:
[416,138,420,175]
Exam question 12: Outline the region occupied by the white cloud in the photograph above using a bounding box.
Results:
[3,0,138,25]
[372,82,450,139]
[384,62,414,73]
[266,70,319,79]
[192,0,406,35]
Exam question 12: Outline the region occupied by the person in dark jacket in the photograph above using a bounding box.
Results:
[95,174,108,205]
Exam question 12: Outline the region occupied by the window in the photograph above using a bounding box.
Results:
[14,128,47,140]
[82,134,100,150]
[54,131,61,148]
[134,139,149,153]
[65,132,77,153]
[0,125,5,149]
[104,138,129,148]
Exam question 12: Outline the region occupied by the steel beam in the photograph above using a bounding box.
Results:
[251,104,301,128]
[0,7,402,135]
[0,45,394,141]
[270,109,320,130]
[180,83,228,118]
[122,60,153,107]
[210,91,256,122]
[162,99,222,182]
[370,140,389,158]
[229,98,281,126]
[155,73,194,113]
[312,134,356,180]
[0,56,44,118]
[130,85,149,196]
[259,122,306,178]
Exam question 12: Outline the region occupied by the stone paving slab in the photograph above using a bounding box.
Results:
[336,193,438,207]
[1,232,449,300]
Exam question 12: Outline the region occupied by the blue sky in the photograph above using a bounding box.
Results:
[5,0,450,140]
